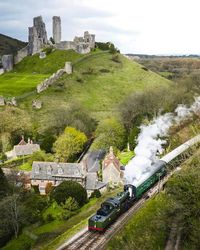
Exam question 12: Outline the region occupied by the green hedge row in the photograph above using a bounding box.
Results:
[0,156,31,168]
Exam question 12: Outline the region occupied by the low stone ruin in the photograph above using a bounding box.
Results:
[0,96,5,106]
[65,62,73,74]
[32,100,42,109]
[39,51,46,59]
[0,68,4,75]
[0,96,17,106]
[6,97,17,106]
[37,68,67,93]
[2,55,13,72]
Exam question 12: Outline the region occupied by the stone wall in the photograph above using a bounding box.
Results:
[14,45,29,64]
[55,41,76,51]
[37,69,66,93]
[37,61,73,93]
[2,55,13,72]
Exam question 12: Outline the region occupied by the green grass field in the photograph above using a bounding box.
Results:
[0,73,48,97]
[0,50,84,97]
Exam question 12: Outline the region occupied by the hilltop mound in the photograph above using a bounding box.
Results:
[13,50,172,124]
[0,48,172,127]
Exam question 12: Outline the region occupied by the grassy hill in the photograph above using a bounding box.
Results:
[0,49,172,124]
[0,34,27,57]
[0,49,84,97]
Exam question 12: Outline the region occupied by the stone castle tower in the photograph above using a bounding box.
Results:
[28,16,48,55]
[53,16,61,44]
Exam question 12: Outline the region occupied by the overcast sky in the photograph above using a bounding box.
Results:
[1,0,200,54]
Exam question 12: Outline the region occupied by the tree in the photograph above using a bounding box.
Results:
[0,167,9,200]
[0,194,24,239]
[90,190,101,199]
[50,180,87,206]
[91,118,126,151]
[0,107,31,152]
[165,153,200,248]
[53,127,87,162]
[62,197,79,211]
[41,102,96,136]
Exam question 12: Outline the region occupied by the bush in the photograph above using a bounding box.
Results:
[50,180,87,206]
[99,68,110,73]
[0,156,30,168]
[42,47,53,55]
[111,54,121,63]
[90,190,101,199]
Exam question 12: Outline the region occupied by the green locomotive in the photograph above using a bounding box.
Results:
[88,160,166,231]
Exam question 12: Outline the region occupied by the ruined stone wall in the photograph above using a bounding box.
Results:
[36,61,73,93]
[28,16,48,55]
[37,69,66,93]
[2,55,13,72]
[55,41,76,51]
[53,16,61,44]
[14,45,29,64]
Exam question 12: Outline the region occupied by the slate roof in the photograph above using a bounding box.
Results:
[86,172,106,190]
[31,161,84,180]
[84,150,106,173]
[14,144,40,156]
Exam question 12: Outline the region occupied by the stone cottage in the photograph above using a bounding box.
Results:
[31,161,85,194]
[31,160,106,195]
[102,147,124,186]
[5,136,40,160]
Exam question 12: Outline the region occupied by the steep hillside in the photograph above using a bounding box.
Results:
[0,34,27,57]
[16,50,172,123]
[0,49,172,130]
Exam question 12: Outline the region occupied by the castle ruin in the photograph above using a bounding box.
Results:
[53,16,61,44]
[2,15,95,72]
[28,16,48,55]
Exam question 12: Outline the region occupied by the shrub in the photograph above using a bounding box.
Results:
[99,68,110,73]
[42,47,53,55]
[90,190,101,199]
[111,54,121,63]
[50,180,87,206]
[0,156,30,168]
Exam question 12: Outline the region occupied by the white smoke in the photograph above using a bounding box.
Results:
[125,96,200,185]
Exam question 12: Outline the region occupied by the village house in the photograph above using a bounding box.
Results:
[5,136,40,160]
[31,160,107,195]
[102,147,124,186]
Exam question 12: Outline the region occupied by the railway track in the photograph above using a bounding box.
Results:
[59,182,162,250]
[59,166,180,250]
[59,134,200,250]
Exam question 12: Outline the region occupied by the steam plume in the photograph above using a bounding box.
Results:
[125,96,200,185]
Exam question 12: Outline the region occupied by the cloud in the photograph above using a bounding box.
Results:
[1,0,200,54]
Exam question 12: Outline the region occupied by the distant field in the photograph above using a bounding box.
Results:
[0,73,49,97]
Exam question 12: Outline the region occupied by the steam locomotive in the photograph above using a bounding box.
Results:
[88,160,167,232]
[88,134,200,232]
